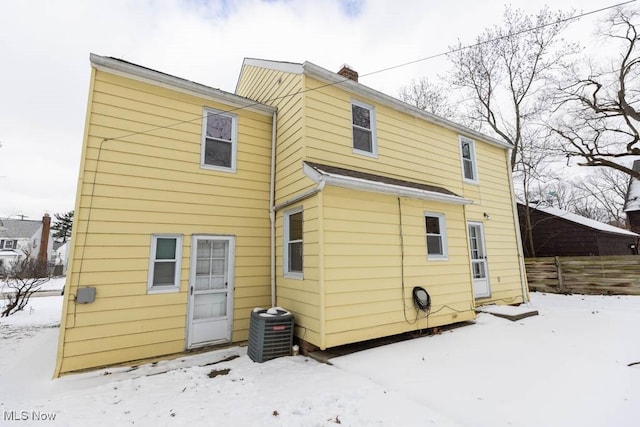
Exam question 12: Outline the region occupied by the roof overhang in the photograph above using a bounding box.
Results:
[300,62,512,151]
[91,54,276,116]
[303,163,473,205]
[239,58,512,150]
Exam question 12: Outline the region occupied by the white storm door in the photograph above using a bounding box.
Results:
[187,236,235,348]
[468,222,490,298]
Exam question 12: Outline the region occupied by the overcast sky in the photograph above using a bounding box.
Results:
[0,0,625,220]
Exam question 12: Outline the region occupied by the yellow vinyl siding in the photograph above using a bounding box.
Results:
[274,197,322,348]
[236,65,313,204]
[55,68,274,374]
[304,77,465,192]
[321,187,475,348]
[302,75,525,309]
[464,145,525,304]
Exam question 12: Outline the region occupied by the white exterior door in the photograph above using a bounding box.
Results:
[187,236,235,348]
[468,222,490,298]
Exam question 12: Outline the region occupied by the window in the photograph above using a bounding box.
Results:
[284,208,303,278]
[460,136,478,183]
[201,108,237,172]
[148,235,182,293]
[351,100,377,156]
[425,213,447,260]
[4,240,16,249]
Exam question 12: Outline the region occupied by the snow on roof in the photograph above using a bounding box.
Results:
[624,175,640,212]
[537,206,639,237]
[0,219,42,239]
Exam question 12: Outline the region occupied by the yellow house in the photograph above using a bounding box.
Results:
[55,55,528,375]
[54,55,276,375]
[235,59,528,351]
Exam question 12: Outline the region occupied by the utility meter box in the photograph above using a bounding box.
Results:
[248,307,294,363]
[76,287,96,304]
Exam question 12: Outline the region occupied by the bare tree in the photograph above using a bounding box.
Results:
[448,6,577,169]
[398,77,456,118]
[573,168,629,227]
[1,250,50,317]
[445,6,577,257]
[552,7,640,179]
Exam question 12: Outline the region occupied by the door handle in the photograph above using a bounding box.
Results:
[190,286,193,295]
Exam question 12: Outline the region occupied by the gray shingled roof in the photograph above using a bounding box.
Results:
[304,161,460,197]
[0,219,42,239]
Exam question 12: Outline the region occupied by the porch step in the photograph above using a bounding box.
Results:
[475,304,539,321]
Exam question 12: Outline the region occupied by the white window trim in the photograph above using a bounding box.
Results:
[283,207,303,280]
[147,234,183,294]
[200,108,238,173]
[351,99,378,158]
[459,135,479,184]
[425,212,448,261]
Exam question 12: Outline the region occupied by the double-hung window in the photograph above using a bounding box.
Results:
[148,235,182,293]
[351,100,377,156]
[284,208,303,279]
[425,213,447,260]
[201,108,237,172]
[459,136,478,183]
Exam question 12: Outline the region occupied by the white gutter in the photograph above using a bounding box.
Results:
[269,112,277,308]
[507,149,530,303]
[272,181,326,212]
[303,163,473,205]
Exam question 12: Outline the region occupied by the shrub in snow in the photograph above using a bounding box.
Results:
[1,252,50,317]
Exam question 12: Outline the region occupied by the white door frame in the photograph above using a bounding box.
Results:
[467,222,491,299]
[186,235,235,349]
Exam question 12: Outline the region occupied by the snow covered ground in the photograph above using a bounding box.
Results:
[0,276,66,296]
[0,292,638,426]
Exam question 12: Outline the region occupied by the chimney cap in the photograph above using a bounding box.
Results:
[337,64,359,82]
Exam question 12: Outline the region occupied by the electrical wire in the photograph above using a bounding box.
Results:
[98,0,636,146]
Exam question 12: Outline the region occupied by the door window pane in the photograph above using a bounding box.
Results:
[193,293,227,319]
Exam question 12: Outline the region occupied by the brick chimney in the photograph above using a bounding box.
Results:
[338,64,358,82]
[37,213,51,266]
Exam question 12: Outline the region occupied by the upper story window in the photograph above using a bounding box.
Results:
[459,136,478,183]
[425,213,448,260]
[351,100,377,157]
[201,108,237,172]
[148,234,182,293]
[284,207,303,279]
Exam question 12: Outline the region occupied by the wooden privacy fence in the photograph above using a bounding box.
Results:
[525,255,640,296]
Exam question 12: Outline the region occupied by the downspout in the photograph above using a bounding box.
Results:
[507,148,530,303]
[269,111,277,307]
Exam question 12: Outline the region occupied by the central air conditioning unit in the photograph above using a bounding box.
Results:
[248,307,294,363]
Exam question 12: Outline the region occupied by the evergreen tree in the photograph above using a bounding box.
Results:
[52,211,74,243]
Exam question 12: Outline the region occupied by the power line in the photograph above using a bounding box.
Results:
[102,0,637,144]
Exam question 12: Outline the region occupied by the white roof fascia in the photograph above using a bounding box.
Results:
[242,58,304,74]
[301,62,511,150]
[303,163,473,205]
[235,58,304,94]
[90,54,275,116]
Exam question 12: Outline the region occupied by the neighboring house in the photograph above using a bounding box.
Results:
[54,55,528,375]
[0,214,53,273]
[52,241,69,276]
[518,204,639,257]
[624,160,640,234]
